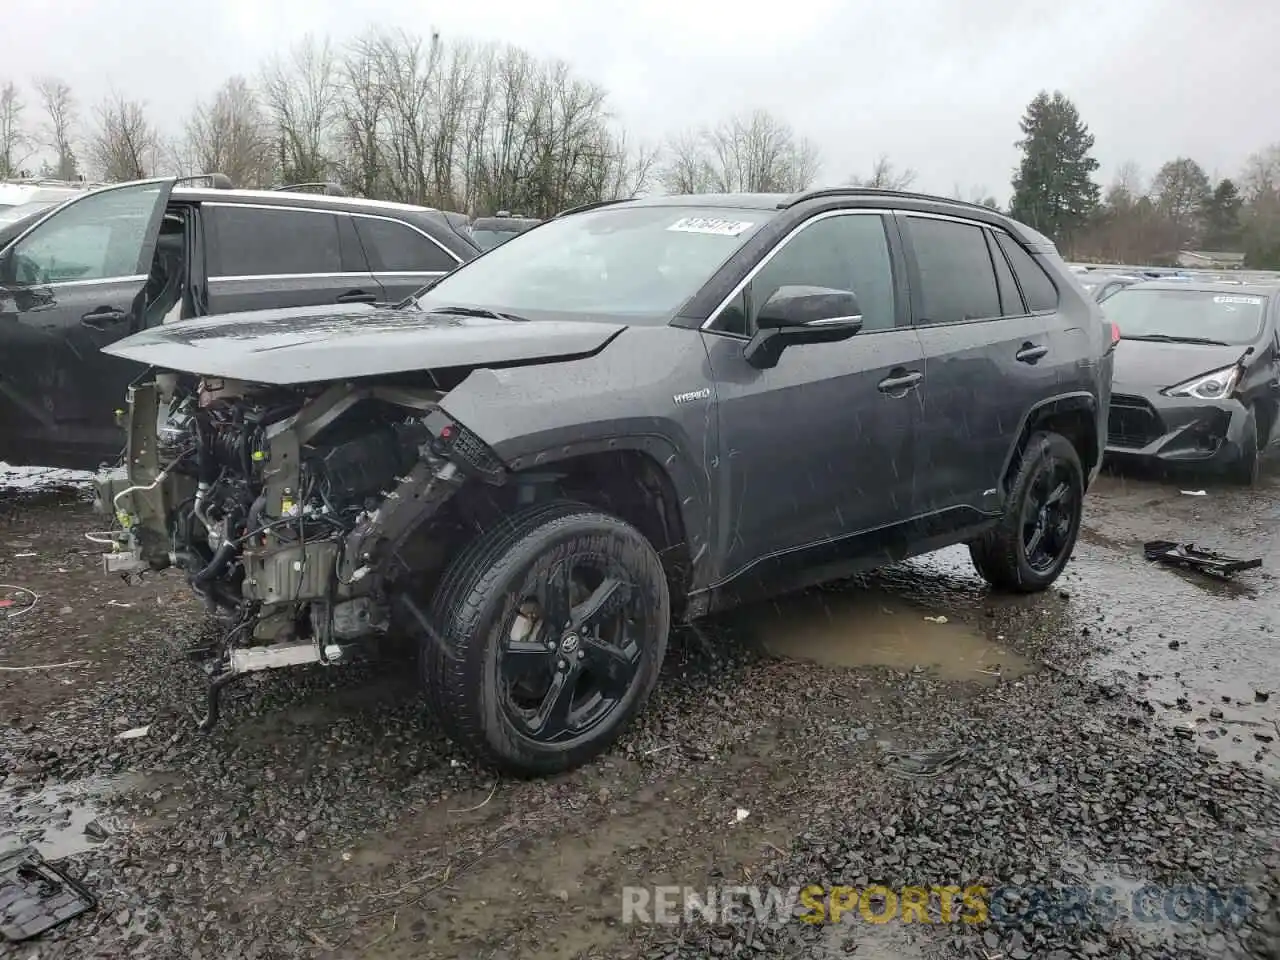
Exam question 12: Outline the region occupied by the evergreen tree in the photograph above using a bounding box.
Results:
[1009,91,1100,244]
[1202,178,1243,250]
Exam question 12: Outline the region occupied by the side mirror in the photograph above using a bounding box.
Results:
[744,285,864,369]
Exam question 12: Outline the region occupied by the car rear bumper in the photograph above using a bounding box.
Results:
[1104,389,1251,469]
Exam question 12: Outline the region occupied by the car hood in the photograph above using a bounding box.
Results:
[1113,339,1248,392]
[102,304,627,385]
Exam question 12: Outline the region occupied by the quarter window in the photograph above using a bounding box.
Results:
[986,231,1026,316]
[353,216,457,273]
[6,182,163,284]
[207,206,343,278]
[907,217,1001,325]
[718,213,897,336]
[995,231,1059,312]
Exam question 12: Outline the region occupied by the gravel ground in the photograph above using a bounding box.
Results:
[1,462,1279,960]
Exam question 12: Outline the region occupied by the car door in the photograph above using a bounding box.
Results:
[202,203,381,314]
[350,213,464,303]
[700,210,925,587]
[900,213,1066,520]
[0,178,174,469]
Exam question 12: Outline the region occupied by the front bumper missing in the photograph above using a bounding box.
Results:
[1105,389,1251,469]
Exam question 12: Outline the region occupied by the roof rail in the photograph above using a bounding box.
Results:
[273,181,347,197]
[175,172,234,189]
[554,197,631,219]
[778,186,1004,215]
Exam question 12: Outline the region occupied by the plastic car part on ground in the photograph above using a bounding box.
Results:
[1142,539,1263,577]
[0,846,96,942]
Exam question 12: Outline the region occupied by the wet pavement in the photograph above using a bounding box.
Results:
[1,459,1279,958]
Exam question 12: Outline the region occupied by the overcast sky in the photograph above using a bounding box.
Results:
[4,0,1276,202]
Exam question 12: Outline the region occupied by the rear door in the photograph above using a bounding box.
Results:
[350,213,464,303]
[202,202,381,314]
[900,213,1066,520]
[0,178,174,468]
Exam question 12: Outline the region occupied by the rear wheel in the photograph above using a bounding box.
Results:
[423,500,670,776]
[970,431,1084,593]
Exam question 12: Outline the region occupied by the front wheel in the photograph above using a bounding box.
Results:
[970,431,1085,593]
[423,500,670,777]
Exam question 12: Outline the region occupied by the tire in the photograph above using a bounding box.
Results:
[1226,405,1260,486]
[969,431,1085,593]
[422,500,670,777]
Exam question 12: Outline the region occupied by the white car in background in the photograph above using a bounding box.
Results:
[0,178,107,225]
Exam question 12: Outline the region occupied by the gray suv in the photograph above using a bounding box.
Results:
[94,187,1115,777]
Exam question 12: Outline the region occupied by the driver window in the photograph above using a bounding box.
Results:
[718,213,896,336]
[7,182,163,285]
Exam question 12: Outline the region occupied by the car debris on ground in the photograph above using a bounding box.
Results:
[1142,539,1264,577]
[0,847,96,943]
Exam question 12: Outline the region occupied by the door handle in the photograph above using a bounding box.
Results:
[877,370,923,394]
[336,289,378,304]
[80,307,128,330]
[1016,342,1049,363]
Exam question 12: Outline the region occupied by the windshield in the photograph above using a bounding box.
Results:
[418,205,770,321]
[1104,288,1269,346]
[470,229,517,251]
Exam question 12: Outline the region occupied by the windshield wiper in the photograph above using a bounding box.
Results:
[426,305,530,323]
[1122,334,1230,346]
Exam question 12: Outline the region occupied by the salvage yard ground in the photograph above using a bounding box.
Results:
[1,462,1279,959]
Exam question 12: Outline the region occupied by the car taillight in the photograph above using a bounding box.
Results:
[1110,322,1121,346]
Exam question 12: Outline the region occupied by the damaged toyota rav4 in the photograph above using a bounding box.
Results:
[94,189,1114,776]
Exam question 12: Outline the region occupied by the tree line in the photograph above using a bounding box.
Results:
[1009,90,1280,268]
[0,31,842,219]
[0,31,1276,267]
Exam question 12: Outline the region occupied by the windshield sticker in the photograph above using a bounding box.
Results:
[1214,295,1263,305]
[667,216,755,237]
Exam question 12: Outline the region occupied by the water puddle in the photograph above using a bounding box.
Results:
[737,588,1031,681]
[0,774,133,861]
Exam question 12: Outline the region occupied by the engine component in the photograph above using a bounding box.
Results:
[309,421,429,503]
[241,541,340,605]
[98,375,485,732]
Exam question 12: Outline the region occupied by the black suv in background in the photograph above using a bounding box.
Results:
[96,187,1115,775]
[0,177,480,469]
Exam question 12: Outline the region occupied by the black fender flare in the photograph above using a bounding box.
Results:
[501,432,714,587]
[998,391,1099,491]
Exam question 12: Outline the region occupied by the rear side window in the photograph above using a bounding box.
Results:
[986,231,1025,316]
[353,216,458,273]
[995,232,1059,312]
[907,217,1001,324]
[207,206,343,277]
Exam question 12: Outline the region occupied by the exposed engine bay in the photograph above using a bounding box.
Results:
[95,373,508,726]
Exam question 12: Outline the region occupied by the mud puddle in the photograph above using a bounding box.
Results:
[0,773,135,861]
[738,588,1031,682]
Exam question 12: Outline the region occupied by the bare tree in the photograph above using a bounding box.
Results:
[261,34,341,184]
[0,80,31,177]
[658,110,818,195]
[1151,157,1211,245]
[333,28,391,197]
[181,77,273,187]
[87,92,159,181]
[849,154,916,190]
[34,76,79,180]
[659,128,713,194]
